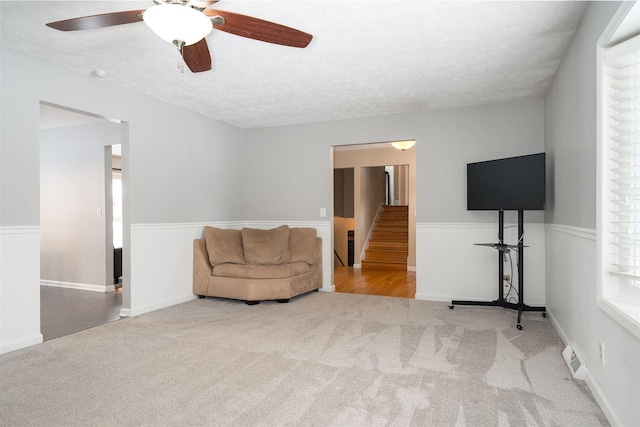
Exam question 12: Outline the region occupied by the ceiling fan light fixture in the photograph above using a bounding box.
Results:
[391,140,416,151]
[143,4,212,47]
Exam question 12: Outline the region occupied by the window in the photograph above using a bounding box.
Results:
[599,31,640,339]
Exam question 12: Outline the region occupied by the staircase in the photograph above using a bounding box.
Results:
[362,205,408,270]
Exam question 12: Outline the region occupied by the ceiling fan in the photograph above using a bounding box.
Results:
[45,0,313,73]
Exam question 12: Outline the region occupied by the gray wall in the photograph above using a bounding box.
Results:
[0,47,246,227]
[0,46,246,353]
[334,168,354,218]
[245,98,545,225]
[544,2,639,426]
[40,122,120,287]
[544,4,601,229]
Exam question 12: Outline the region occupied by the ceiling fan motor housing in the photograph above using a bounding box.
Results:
[143,3,213,46]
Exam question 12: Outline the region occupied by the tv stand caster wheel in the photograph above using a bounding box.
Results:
[542,312,547,318]
[448,305,454,310]
[517,324,523,331]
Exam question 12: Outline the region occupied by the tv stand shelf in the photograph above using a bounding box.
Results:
[449,210,546,330]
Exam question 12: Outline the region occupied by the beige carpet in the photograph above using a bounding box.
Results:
[1,292,607,426]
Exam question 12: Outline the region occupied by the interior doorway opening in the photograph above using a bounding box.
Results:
[39,102,129,341]
[332,141,417,298]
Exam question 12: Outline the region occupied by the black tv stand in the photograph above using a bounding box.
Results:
[448,210,546,330]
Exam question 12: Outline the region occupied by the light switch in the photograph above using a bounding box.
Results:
[97,208,102,218]
[320,208,326,217]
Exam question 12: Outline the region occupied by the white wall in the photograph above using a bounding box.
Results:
[40,121,120,291]
[245,99,546,301]
[0,46,246,353]
[544,2,639,426]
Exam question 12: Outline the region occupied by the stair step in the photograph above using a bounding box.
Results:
[365,250,407,262]
[379,214,407,218]
[374,226,408,233]
[371,231,408,241]
[368,241,408,251]
[360,206,409,271]
[375,221,407,228]
[362,260,407,270]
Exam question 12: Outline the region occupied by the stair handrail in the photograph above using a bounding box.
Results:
[360,202,385,264]
[334,249,345,267]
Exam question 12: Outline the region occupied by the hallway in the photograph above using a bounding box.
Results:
[334,266,415,298]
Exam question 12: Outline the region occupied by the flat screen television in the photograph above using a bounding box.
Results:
[467,153,545,211]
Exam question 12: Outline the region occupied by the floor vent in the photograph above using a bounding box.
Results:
[562,344,586,380]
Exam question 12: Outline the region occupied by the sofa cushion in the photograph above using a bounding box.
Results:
[204,227,245,266]
[242,226,291,265]
[213,262,311,279]
[289,227,317,264]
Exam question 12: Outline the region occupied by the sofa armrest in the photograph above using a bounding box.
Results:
[311,237,323,289]
[193,239,212,296]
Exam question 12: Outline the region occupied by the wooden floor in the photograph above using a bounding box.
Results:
[334,266,416,298]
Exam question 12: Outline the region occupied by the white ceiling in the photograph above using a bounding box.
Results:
[1,1,589,129]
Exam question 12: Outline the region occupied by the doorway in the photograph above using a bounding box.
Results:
[39,103,128,340]
[332,141,417,298]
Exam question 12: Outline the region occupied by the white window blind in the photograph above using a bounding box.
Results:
[605,35,640,286]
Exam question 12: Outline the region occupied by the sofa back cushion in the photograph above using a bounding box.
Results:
[242,225,291,265]
[204,227,245,266]
[289,227,317,264]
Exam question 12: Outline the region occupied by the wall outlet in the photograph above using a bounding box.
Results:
[599,341,605,366]
[503,275,511,282]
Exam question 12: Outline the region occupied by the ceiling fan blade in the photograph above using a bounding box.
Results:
[204,10,312,48]
[181,38,212,73]
[46,10,145,31]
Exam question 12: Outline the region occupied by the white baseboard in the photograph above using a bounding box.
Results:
[407,266,416,272]
[320,285,335,292]
[126,294,197,317]
[0,333,43,355]
[415,293,454,302]
[41,280,115,293]
[546,308,621,427]
[353,263,362,269]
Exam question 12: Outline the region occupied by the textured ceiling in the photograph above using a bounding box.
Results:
[0,1,588,129]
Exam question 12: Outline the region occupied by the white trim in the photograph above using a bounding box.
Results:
[0,334,43,355]
[546,309,623,427]
[596,6,640,344]
[352,263,362,269]
[130,221,242,230]
[596,297,640,340]
[415,293,453,302]
[407,266,416,272]
[320,285,335,292]
[126,295,197,317]
[545,224,596,241]
[599,1,639,48]
[417,222,545,230]
[242,220,330,229]
[0,226,40,235]
[135,220,336,232]
[41,280,115,293]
